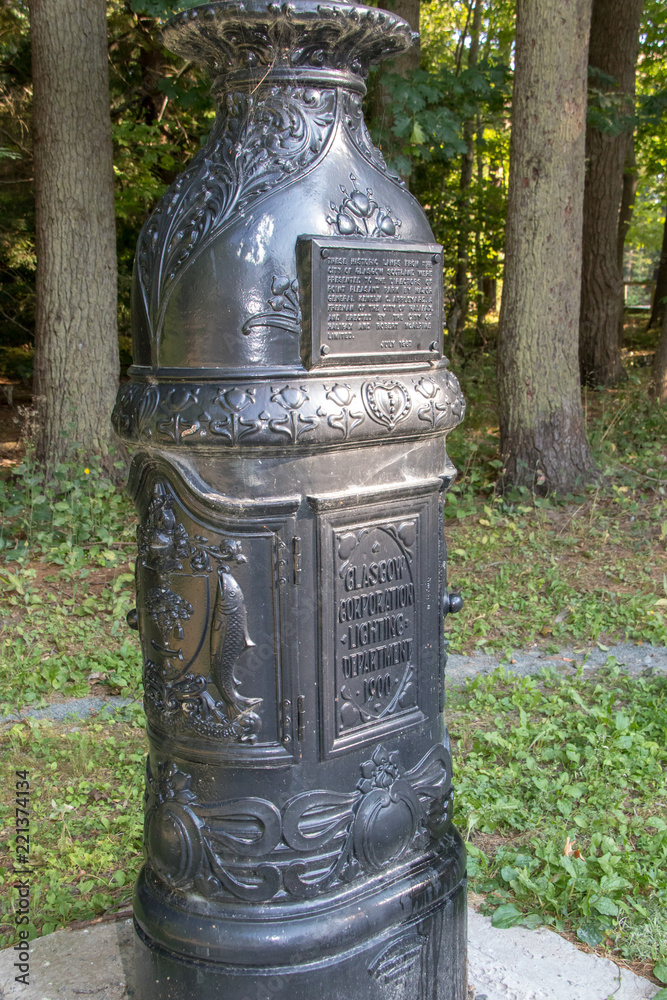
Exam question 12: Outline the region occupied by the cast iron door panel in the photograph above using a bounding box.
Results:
[136,475,297,761]
[312,481,440,758]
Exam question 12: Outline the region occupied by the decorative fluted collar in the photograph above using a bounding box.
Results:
[161,1,417,90]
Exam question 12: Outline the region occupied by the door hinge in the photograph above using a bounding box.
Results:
[292,536,302,585]
[297,695,306,742]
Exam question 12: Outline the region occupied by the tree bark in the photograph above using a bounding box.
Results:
[648,212,667,330]
[579,0,643,386]
[29,0,118,470]
[616,135,637,348]
[652,309,667,403]
[450,0,483,336]
[497,0,595,494]
[617,137,638,275]
[366,0,420,181]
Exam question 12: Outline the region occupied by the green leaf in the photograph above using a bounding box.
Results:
[491,904,523,929]
[592,896,619,916]
[654,965,667,985]
[411,121,426,144]
[560,855,578,879]
[599,875,630,893]
[651,990,667,1000]
[520,913,545,930]
[576,920,603,947]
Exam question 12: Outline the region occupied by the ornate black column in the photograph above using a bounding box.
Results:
[113,3,467,998]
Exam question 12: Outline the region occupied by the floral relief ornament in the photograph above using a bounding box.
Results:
[136,87,337,344]
[267,385,318,443]
[206,387,263,446]
[320,383,365,440]
[114,373,464,448]
[328,174,401,238]
[413,376,449,430]
[242,276,302,337]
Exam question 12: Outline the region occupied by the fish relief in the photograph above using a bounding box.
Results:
[138,481,262,743]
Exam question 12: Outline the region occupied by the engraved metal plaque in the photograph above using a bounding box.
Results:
[297,237,443,367]
[311,482,441,757]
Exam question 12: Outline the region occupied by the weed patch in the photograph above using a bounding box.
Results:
[0,454,141,709]
[0,712,145,944]
[443,337,667,654]
[449,665,667,978]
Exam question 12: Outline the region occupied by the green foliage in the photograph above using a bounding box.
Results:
[0,716,145,943]
[0,450,135,562]
[366,27,512,319]
[0,0,213,356]
[0,2,35,360]
[0,453,141,708]
[451,666,667,973]
[107,0,214,342]
[624,1,667,284]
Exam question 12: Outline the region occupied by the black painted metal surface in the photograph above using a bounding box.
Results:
[113,4,467,998]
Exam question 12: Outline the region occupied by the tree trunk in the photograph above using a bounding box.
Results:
[617,137,637,275]
[29,0,118,470]
[450,0,483,335]
[652,309,667,403]
[579,0,643,386]
[616,136,637,348]
[497,0,595,494]
[366,0,420,175]
[134,11,170,126]
[648,211,667,330]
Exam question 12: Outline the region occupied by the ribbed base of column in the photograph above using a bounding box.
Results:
[133,838,467,1000]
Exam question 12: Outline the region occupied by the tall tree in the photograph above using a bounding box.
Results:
[366,0,420,182]
[647,212,667,330]
[450,0,484,336]
[497,0,595,493]
[616,138,637,347]
[579,0,644,386]
[29,0,118,469]
[652,310,667,403]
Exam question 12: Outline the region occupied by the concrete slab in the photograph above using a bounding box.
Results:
[0,911,659,1000]
[466,909,659,1000]
[0,919,134,1000]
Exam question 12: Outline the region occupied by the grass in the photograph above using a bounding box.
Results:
[0,710,145,944]
[443,320,667,655]
[0,317,665,985]
[0,452,141,712]
[449,664,667,986]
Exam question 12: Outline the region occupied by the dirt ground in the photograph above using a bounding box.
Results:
[0,377,30,469]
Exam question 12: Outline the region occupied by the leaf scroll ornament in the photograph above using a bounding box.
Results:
[136,86,337,346]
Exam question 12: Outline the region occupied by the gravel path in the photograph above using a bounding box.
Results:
[446,640,667,686]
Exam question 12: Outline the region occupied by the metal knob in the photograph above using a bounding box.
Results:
[126,608,139,630]
[443,592,463,615]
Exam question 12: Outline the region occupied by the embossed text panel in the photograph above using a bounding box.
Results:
[298,237,443,366]
[313,485,441,757]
